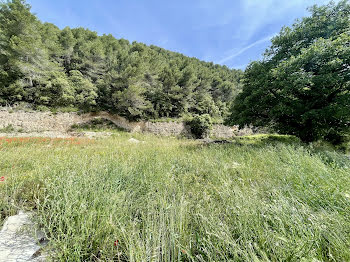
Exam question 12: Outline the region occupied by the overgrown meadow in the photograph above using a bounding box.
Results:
[1,132,350,261]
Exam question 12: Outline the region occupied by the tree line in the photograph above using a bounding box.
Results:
[0,0,243,121]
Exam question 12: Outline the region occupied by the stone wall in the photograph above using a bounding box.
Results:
[210,124,237,139]
[0,109,86,132]
[144,121,190,136]
[0,108,236,138]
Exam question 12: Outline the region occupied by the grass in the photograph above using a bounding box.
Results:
[0,132,350,261]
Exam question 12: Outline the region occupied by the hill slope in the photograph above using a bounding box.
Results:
[0,0,242,121]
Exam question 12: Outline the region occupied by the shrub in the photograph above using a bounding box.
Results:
[0,124,15,133]
[186,114,212,139]
[35,105,50,112]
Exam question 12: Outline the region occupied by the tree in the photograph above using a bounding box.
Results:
[35,71,75,107]
[40,23,62,62]
[68,70,97,109]
[59,27,76,70]
[112,85,152,120]
[0,0,50,102]
[228,1,350,143]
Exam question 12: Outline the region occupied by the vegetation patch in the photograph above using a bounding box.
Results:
[228,1,350,144]
[185,114,212,139]
[0,124,16,133]
[1,132,350,261]
[70,118,126,132]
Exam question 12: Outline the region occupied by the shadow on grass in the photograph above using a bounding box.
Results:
[70,118,126,132]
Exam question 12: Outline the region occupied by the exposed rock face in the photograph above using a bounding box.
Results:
[0,108,237,138]
[0,211,46,262]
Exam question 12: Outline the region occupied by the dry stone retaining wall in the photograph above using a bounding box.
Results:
[210,124,237,139]
[144,121,190,136]
[0,108,236,138]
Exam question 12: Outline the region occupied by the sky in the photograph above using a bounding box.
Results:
[27,0,336,70]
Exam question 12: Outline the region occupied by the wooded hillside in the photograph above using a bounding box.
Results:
[0,0,243,121]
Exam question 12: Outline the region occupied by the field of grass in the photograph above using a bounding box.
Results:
[1,131,350,261]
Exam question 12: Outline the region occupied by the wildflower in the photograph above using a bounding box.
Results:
[0,176,5,182]
[114,240,119,247]
[181,249,186,254]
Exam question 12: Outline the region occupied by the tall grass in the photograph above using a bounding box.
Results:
[0,132,350,261]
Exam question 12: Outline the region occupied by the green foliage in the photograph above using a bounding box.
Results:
[112,85,152,120]
[0,0,243,121]
[228,1,350,144]
[68,70,97,109]
[0,124,15,133]
[34,71,75,107]
[186,114,212,138]
[34,105,50,112]
[50,106,79,114]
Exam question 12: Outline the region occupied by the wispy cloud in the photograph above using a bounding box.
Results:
[230,0,332,42]
[231,64,248,70]
[217,34,275,64]
[158,38,169,46]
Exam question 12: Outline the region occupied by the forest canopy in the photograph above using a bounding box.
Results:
[0,0,243,121]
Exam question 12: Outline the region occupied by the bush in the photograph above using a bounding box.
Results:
[186,114,212,139]
[35,105,50,112]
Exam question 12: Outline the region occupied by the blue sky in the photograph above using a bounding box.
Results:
[27,0,335,70]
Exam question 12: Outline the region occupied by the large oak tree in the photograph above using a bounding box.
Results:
[228,1,350,143]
